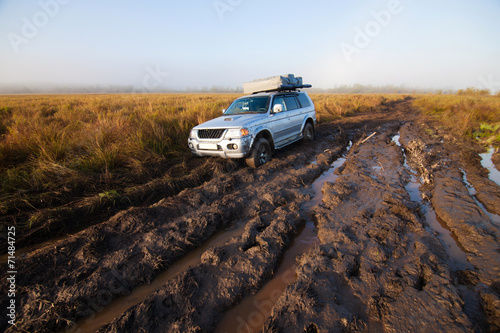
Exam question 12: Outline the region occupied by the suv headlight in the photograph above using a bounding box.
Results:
[190,129,197,138]
[225,128,249,138]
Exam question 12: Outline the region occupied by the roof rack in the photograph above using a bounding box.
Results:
[243,74,312,95]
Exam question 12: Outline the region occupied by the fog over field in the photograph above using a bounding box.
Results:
[0,0,499,93]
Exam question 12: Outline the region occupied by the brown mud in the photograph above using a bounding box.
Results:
[1,98,499,332]
[265,120,500,332]
[492,150,500,171]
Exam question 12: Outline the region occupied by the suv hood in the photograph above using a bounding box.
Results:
[195,114,267,129]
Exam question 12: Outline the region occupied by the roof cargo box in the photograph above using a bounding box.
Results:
[243,74,312,94]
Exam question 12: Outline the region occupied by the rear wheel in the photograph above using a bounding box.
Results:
[245,138,272,168]
[302,123,314,141]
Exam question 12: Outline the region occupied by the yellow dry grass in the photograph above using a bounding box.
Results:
[412,94,500,145]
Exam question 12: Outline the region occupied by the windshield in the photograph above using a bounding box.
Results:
[224,96,270,115]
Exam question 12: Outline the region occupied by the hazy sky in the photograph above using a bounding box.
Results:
[1,0,499,91]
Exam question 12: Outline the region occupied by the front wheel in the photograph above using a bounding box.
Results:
[245,138,272,168]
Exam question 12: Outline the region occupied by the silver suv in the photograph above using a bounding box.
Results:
[188,90,316,167]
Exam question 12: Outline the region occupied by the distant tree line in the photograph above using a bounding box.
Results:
[455,87,495,96]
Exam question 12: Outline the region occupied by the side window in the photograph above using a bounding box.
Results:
[284,96,299,110]
[273,97,286,112]
[297,93,311,108]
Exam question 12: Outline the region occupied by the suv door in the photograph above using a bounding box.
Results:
[269,95,290,146]
[283,95,303,139]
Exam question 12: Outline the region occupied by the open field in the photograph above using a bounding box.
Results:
[1,93,499,332]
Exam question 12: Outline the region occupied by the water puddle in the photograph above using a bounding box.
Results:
[392,133,471,271]
[404,168,470,270]
[302,141,352,212]
[304,156,348,210]
[460,168,500,223]
[215,142,352,333]
[480,147,500,187]
[421,204,471,270]
[73,220,248,333]
[392,134,401,147]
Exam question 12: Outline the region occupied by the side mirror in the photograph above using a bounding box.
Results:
[273,104,283,113]
[222,109,226,114]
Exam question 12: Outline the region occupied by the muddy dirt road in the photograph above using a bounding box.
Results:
[1,99,499,332]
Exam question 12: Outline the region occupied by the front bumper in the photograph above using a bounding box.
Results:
[188,136,252,159]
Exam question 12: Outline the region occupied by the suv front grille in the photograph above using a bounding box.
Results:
[198,129,226,139]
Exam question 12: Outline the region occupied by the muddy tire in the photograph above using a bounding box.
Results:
[245,138,272,168]
[302,123,314,141]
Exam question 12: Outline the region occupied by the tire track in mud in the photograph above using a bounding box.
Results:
[392,132,472,271]
[399,123,500,282]
[95,142,351,333]
[399,123,500,332]
[0,122,351,332]
[264,122,500,332]
[1,173,247,332]
[214,143,353,333]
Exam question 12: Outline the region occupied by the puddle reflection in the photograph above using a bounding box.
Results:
[480,147,500,187]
